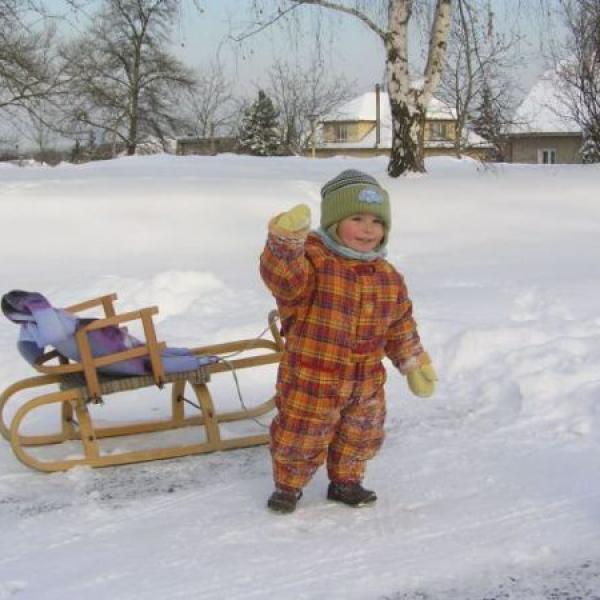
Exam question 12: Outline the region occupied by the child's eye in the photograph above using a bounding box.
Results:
[373,218,384,225]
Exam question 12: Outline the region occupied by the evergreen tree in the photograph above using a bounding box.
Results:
[581,131,600,164]
[238,90,281,156]
[471,80,506,162]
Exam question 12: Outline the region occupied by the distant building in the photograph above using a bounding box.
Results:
[312,87,491,160]
[176,136,238,156]
[505,73,583,164]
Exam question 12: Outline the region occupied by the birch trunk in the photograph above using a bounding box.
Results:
[385,0,453,175]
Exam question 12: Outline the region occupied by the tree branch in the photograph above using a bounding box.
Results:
[289,0,388,40]
[230,4,302,42]
[233,1,388,43]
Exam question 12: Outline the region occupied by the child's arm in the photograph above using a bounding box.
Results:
[260,204,316,304]
[384,280,437,397]
[384,291,429,373]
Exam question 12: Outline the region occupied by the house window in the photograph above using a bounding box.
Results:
[334,124,349,142]
[538,148,557,164]
[429,121,449,140]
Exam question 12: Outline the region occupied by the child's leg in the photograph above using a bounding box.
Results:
[326,383,386,484]
[270,405,339,490]
[270,378,354,491]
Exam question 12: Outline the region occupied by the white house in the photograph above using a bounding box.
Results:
[505,71,583,164]
[313,87,491,159]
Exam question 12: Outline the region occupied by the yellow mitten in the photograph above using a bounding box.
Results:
[406,363,438,398]
[276,204,311,232]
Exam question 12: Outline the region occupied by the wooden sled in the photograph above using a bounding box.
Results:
[0,293,284,472]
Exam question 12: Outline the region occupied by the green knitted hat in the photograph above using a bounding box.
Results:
[320,170,391,240]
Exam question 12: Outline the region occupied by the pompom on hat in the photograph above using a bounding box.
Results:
[320,170,391,246]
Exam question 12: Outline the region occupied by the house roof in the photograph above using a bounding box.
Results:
[508,70,581,135]
[319,90,490,149]
[323,90,456,122]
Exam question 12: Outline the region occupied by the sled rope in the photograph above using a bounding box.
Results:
[215,323,275,429]
[217,358,268,429]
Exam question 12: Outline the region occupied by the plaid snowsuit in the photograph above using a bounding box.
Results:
[260,230,428,491]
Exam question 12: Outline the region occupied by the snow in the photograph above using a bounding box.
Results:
[509,70,581,135]
[1,154,600,599]
[325,91,456,122]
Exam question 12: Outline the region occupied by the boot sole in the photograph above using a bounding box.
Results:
[267,490,303,514]
[327,492,377,507]
[267,500,297,514]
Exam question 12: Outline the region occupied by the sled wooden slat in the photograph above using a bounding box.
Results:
[0,297,284,472]
[65,293,118,317]
[58,366,211,400]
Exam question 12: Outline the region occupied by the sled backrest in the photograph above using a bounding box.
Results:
[34,293,166,402]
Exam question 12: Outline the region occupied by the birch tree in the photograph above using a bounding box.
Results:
[244,0,454,176]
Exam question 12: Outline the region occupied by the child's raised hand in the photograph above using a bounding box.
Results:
[276,204,311,232]
[406,363,437,398]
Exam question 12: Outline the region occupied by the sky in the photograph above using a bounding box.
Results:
[172,0,552,96]
[42,0,554,98]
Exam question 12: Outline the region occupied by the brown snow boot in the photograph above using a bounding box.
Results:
[327,481,377,507]
[267,487,303,514]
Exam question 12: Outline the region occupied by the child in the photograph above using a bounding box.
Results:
[260,169,436,513]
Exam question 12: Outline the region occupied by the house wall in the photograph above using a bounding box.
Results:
[310,147,389,159]
[322,119,457,144]
[318,116,490,160]
[322,121,375,143]
[425,146,493,160]
[176,137,238,156]
[508,135,583,164]
[424,120,456,142]
[309,146,492,160]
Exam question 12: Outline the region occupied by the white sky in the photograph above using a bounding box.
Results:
[172,0,551,96]
[42,0,554,98]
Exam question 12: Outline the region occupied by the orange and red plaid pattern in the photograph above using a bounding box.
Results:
[260,230,428,490]
[271,369,386,488]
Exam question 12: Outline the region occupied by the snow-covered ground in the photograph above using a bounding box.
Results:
[1,155,599,599]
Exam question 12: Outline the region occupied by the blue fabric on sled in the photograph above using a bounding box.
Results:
[1,290,217,375]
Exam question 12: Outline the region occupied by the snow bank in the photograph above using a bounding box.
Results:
[0,155,599,599]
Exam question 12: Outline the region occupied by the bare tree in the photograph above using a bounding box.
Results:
[267,57,355,154]
[241,0,454,176]
[438,0,520,158]
[553,0,600,161]
[60,0,196,156]
[0,5,62,118]
[179,61,237,138]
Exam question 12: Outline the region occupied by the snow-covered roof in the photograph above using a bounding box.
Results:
[508,71,581,135]
[319,90,489,149]
[323,90,456,122]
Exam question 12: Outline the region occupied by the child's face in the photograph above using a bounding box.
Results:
[337,213,385,253]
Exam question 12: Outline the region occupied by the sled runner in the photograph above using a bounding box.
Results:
[0,293,284,472]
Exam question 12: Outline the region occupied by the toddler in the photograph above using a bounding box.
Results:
[260,169,436,513]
